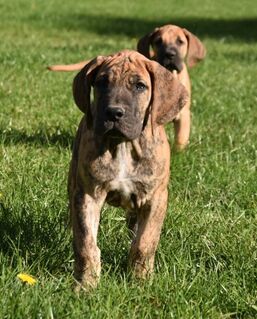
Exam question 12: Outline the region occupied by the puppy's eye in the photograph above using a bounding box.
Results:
[135,81,147,91]
[94,76,109,88]
[176,38,184,45]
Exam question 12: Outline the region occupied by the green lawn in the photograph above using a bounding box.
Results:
[0,0,257,317]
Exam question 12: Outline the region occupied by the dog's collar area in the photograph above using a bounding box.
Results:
[98,135,142,159]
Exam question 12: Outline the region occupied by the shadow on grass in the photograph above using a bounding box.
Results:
[0,202,72,271]
[0,202,129,277]
[29,13,257,41]
[0,127,74,149]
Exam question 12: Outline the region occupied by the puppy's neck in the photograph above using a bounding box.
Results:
[96,136,143,160]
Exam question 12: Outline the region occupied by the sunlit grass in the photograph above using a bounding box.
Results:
[0,0,257,318]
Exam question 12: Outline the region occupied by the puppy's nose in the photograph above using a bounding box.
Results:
[165,49,177,59]
[106,106,125,121]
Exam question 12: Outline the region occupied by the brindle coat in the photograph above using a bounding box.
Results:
[137,24,206,149]
[69,50,188,289]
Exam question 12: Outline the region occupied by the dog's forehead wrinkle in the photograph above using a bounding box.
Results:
[101,60,148,86]
[156,26,186,44]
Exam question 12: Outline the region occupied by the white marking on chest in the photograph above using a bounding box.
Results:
[108,142,134,199]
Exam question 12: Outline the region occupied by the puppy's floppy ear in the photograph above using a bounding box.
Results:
[73,56,106,117]
[146,61,188,129]
[183,28,206,68]
[137,31,156,59]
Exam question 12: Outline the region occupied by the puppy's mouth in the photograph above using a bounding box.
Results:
[157,53,183,73]
[102,120,142,141]
[106,126,126,140]
[162,59,183,73]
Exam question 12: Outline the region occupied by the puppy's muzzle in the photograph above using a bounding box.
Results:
[159,47,183,73]
[164,48,177,59]
[101,105,141,140]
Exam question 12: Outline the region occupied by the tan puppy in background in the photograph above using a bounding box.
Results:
[137,25,206,149]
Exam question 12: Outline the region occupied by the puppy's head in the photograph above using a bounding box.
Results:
[73,50,188,141]
[137,24,206,72]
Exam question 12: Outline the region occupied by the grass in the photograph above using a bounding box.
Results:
[0,0,257,317]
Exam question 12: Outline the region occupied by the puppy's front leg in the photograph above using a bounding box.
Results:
[129,187,168,278]
[72,190,106,289]
[173,103,191,150]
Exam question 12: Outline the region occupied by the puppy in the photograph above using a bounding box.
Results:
[137,24,206,149]
[68,50,188,289]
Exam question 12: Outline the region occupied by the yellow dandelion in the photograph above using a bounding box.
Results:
[17,273,37,285]
[0,193,3,199]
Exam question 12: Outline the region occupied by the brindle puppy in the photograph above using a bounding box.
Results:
[137,24,206,149]
[69,50,188,289]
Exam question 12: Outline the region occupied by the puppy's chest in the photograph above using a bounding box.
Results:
[106,145,135,206]
[88,143,157,208]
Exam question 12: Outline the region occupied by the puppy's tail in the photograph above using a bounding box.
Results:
[47,60,89,72]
